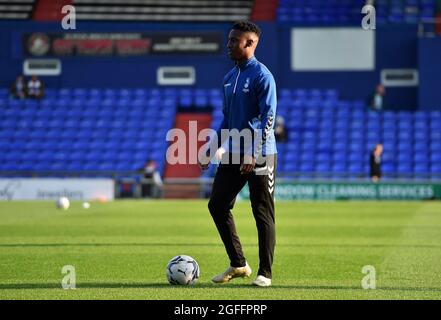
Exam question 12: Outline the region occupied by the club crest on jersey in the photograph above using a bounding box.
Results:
[242,78,250,93]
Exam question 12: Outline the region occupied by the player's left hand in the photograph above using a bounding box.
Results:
[240,154,256,174]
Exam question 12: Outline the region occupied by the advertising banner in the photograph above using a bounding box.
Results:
[0,179,114,201]
[23,32,223,57]
[239,182,441,201]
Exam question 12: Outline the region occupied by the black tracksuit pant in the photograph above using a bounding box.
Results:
[208,154,276,279]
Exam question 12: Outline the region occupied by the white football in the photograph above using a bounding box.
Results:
[166,255,200,285]
[56,197,70,210]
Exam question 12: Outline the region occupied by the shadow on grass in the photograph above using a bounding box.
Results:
[1,243,441,249]
[0,243,223,248]
[1,282,441,292]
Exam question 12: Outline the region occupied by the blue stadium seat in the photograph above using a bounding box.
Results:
[397,141,413,152]
[414,130,429,141]
[103,89,117,97]
[349,143,364,153]
[382,162,397,173]
[281,162,296,172]
[316,141,332,153]
[73,88,88,98]
[431,142,441,152]
[70,139,88,150]
[351,120,364,134]
[350,131,365,141]
[352,100,365,110]
[59,88,72,98]
[414,163,430,173]
[0,161,19,171]
[324,89,338,100]
[89,88,102,97]
[431,164,441,174]
[349,153,364,163]
[335,121,349,131]
[431,152,441,163]
[414,111,429,121]
[398,131,414,142]
[17,162,34,171]
[400,111,414,120]
[300,162,314,173]
[303,130,317,140]
[351,109,365,119]
[337,101,351,110]
[334,130,349,142]
[348,163,363,174]
[414,142,429,152]
[414,151,430,163]
[332,152,346,163]
[431,131,441,142]
[399,120,413,130]
[179,96,193,108]
[332,163,347,173]
[133,88,147,97]
[397,162,413,173]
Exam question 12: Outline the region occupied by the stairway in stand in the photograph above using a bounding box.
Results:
[163,112,212,198]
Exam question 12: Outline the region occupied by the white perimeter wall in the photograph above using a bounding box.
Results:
[0,178,114,201]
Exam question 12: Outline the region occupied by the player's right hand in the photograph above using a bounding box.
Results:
[198,161,209,170]
[198,147,217,170]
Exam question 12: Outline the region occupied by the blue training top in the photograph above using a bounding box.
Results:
[216,56,278,157]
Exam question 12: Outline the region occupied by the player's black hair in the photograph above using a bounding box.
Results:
[232,21,261,37]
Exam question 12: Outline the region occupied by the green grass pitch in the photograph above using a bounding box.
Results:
[1,200,441,300]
